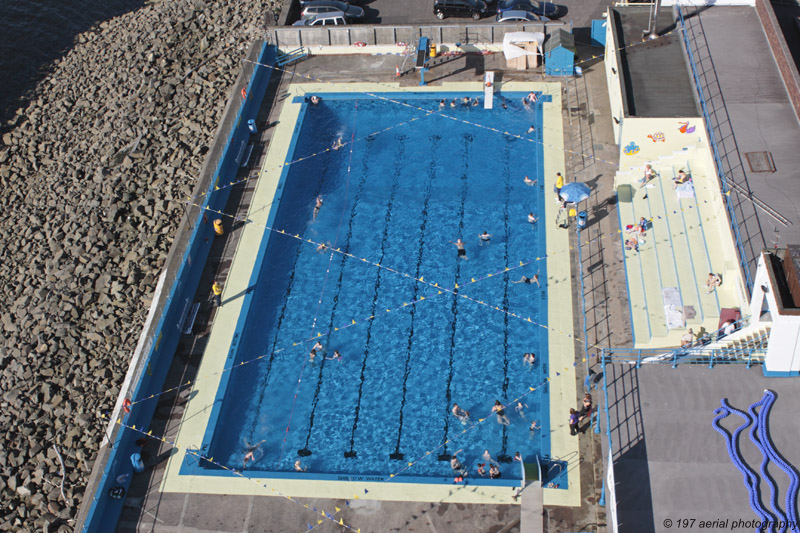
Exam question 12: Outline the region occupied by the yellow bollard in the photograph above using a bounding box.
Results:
[430,43,437,58]
[213,219,224,236]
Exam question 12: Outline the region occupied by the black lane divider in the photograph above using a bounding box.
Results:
[438,134,470,461]
[390,134,439,461]
[498,137,514,464]
[297,136,375,457]
[344,136,404,459]
[247,156,333,444]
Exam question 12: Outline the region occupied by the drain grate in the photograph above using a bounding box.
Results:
[745,151,776,173]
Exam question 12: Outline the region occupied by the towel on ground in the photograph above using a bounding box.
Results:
[663,287,684,329]
[676,181,695,199]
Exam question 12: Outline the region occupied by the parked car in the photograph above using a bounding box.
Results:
[292,11,348,25]
[433,0,489,20]
[496,9,549,22]
[496,0,558,18]
[299,0,358,6]
[301,0,364,20]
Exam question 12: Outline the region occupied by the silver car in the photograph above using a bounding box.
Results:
[293,11,349,26]
[301,0,364,20]
[495,9,549,22]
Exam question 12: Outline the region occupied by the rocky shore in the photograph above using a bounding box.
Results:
[0,0,279,530]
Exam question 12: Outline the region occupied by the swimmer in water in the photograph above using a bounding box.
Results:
[313,195,323,220]
[452,403,470,423]
[472,98,479,107]
[477,463,487,476]
[294,460,307,472]
[316,242,331,253]
[450,449,465,473]
[524,175,536,186]
[524,352,536,366]
[514,451,522,462]
[492,400,510,426]
[450,99,457,108]
[450,238,467,260]
[439,99,446,110]
[243,439,265,468]
[515,401,528,419]
[462,96,470,106]
[479,231,492,245]
[332,137,344,150]
[310,95,321,105]
[326,350,342,362]
[527,92,538,103]
[489,464,501,479]
[511,272,540,287]
[528,212,538,225]
[482,449,494,464]
[501,97,508,110]
[309,349,317,363]
[529,420,541,432]
[527,125,536,134]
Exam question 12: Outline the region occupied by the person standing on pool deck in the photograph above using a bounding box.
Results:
[450,238,467,259]
[479,231,492,246]
[554,172,564,202]
[313,195,323,220]
[492,400,510,425]
[569,408,579,435]
[212,281,223,307]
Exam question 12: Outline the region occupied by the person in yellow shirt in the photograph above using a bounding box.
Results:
[212,281,223,307]
[554,172,564,202]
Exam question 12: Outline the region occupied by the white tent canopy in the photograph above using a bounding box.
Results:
[502,31,545,60]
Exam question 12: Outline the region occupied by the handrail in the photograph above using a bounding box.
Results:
[676,6,754,294]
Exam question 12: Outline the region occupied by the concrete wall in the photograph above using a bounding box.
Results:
[751,252,800,375]
[754,0,800,122]
[604,12,624,143]
[76,43,277,532]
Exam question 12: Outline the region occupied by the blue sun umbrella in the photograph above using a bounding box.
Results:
[559,182,592,203]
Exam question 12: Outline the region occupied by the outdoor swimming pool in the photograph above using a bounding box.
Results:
[197,92,554,484]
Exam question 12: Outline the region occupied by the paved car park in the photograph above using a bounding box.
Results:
[289,0,610,28]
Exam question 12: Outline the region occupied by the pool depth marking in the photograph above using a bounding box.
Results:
[439,135,470,459]
[344,135,403,459]
[390,134,439,461]
[296,132,374,459]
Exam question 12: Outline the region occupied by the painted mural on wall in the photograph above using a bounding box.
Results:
[678,121,696,134]
[647,132,665,142]
[623,141,640,156]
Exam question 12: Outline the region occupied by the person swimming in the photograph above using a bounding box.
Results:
[450,449,465,472]
[326,350,342,362]
[243,439,265,468]
[310,95,321,105]
[524,175,536,186]
[294,460,307,472]
[472,98,479,107]
[316,242,331,253]
[479,231,492,245]
[450,238,467,259]
[439,99,446,110]
[452,403,470,422]
[492,400,510,425]
[313,195,323,220]
[332,137,344,150]
[511,273,540,286]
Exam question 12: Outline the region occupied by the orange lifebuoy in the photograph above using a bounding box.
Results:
[354,41,366,47]
[485,82,492,87]
[241,88,247,99]
[123,399,132,414]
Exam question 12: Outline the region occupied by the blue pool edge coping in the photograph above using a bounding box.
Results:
[181,89,565,489]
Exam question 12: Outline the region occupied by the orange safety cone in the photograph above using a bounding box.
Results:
[395,65,401,77]
[213,219,224,236]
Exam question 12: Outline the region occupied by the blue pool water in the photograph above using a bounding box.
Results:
[200,93,553,484]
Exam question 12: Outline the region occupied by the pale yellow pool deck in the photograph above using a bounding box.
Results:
[161,82,580,507]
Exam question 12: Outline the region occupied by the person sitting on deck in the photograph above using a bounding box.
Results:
[672,169,691,188]
[705,273,722,294]
[639,163,656,186]
[625,236,640,252]
[681,328,695,348]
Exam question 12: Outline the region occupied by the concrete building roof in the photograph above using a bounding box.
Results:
[609,6,700,118]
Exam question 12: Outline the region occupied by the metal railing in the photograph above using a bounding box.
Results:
[676,6,754,294]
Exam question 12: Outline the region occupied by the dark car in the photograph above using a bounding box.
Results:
[496,0,558,18]
[433,0,489,20]
[301,0,364,20]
